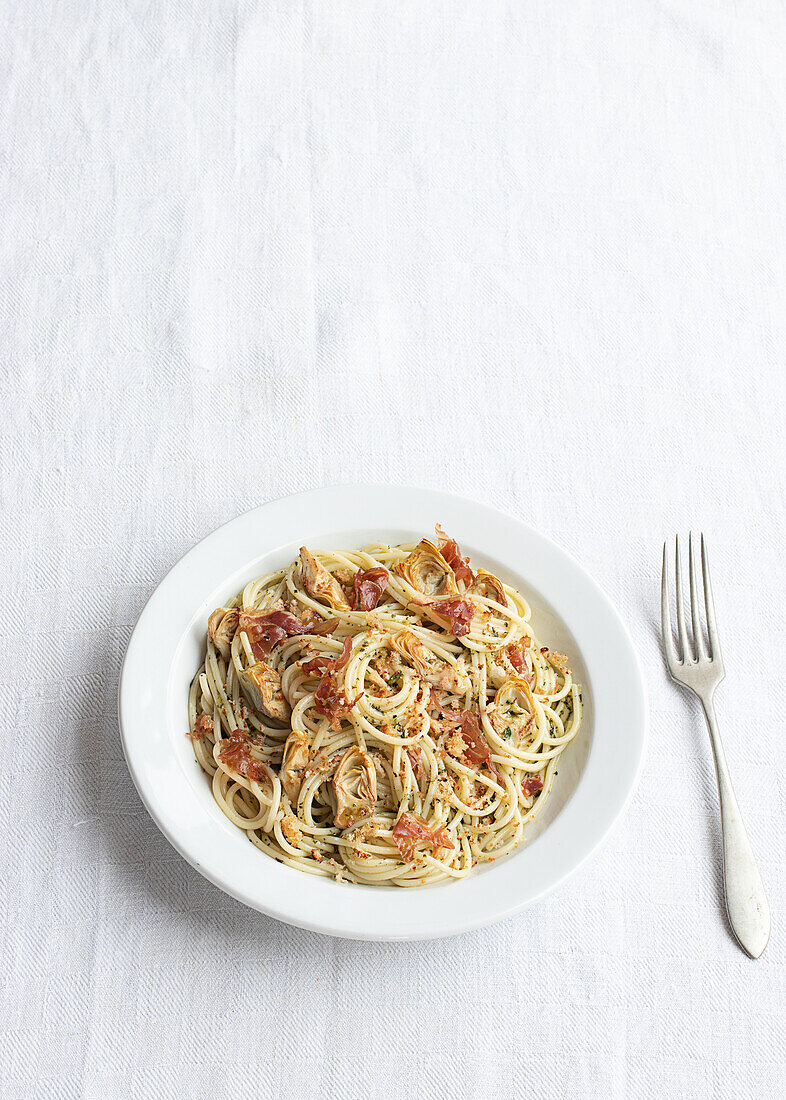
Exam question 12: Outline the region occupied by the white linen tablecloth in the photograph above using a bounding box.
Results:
[2,2,785,1097]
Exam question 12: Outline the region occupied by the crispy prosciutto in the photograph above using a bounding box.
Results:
[187,714,213,741]
[444,711,503,781]
[303,635,362,731]
[455,711,494,769]
[238,608,336,659]
[314,670,363,731]
[421,595,475,637]
[435,524,475,588]
[300,636,352,677]
[429,688,463,723]
[350,566,389,611]
[498,638,533,685]
[406,743,424,781]
[218,730,267,782]
[297,606,333,631]
[392,812,452,862]
[238,609,309,657]
[503,636,530,673]
[521,775,544,798]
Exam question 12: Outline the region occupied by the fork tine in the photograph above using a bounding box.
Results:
[701,533,721,661]
[688,533,707,659]
[674,535,692,661]
[661,541,680,667]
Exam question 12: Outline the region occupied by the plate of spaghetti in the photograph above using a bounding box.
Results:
[120,485,646,939]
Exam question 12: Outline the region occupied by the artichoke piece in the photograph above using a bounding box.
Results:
[280,730,311,805]
[299,546,351,610]
[389,630,471,695]
[333,746,377,828]
[208,606,239,660]
[393,539,458,597]
[472,570,508,608]
[239,661,291,722]
[488,677,535,744]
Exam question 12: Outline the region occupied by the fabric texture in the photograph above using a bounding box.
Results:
[1,1,785,1097]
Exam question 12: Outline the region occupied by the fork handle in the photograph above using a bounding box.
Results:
[702,698,770,958]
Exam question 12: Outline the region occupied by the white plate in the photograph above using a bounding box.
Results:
[119,485,647,940]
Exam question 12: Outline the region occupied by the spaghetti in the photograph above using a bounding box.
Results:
[187,527,582,887]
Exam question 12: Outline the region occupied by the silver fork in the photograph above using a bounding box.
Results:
[661,534,770,958]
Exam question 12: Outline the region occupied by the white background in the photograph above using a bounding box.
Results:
[2,1,785,1097]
